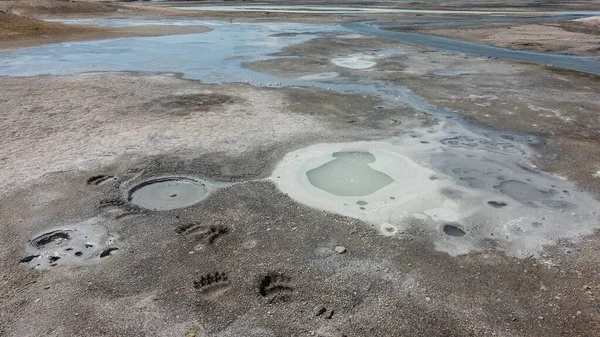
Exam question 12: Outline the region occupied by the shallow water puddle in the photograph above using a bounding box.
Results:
[307,152,394,196]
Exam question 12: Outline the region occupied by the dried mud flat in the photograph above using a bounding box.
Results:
[402,19,600,56]
[1,2,600,337]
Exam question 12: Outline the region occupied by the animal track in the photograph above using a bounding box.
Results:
[176,224,229,246]
[99,198,125,208]
[194,272,230,297]
[99,247,119,258]
[98,198,138,219]
[259,272,295,302]
[125,168,143,174]
[87,175,116,186]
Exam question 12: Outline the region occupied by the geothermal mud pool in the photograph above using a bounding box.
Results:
[2,12,600,335]
[126,176,221,211]
[1,18,597,258]
[272,124,599,257]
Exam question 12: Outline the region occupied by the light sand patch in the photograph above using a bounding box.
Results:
[297,72,339,81]
[0,72,324,194]
[575,16,600,26]
[331,54,377,69]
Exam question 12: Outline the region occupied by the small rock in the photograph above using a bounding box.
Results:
[334,246,347,254]
[538,316,544,320]
[314,303,326,316]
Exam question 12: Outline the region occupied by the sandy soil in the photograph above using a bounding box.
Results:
[0,71,599,337]
[576,16,600,26]
[0,11,210,49]
[0,0,124,17]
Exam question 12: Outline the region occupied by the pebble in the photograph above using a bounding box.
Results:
[334,246,347,254]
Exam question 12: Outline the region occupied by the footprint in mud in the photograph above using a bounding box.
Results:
[99,198,125,208]
[487,201,508,208]
[99,247,119,258]
[176,224,229,246]
[98,198,139,219]
[125,167,143,174]
[86,175,117,186]
[194,272,231,298]
[259,272,295,302]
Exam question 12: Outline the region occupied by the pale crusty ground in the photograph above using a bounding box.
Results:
[0,73,322,195]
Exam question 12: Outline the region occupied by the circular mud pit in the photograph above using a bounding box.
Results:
[20,219,117,269]
[271,141,442,224]
[128,177,210,211]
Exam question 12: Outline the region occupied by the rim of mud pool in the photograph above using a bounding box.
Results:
[126,176,207,202]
